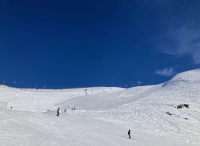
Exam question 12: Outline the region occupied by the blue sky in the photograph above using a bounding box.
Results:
[0,0,200,88]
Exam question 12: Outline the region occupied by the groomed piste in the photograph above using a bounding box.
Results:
[0,69,200,146]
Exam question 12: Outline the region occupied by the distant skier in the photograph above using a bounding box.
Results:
[74,107,76,110]
[128,130,131,139]
[57,108,60,117]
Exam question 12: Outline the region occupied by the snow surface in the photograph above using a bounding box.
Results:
[0,69,200,145]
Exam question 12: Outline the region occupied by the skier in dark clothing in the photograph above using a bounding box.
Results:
[57,108,60,117]
[128,130,131,139]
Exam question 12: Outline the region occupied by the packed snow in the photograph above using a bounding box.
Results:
[0,69,200,146]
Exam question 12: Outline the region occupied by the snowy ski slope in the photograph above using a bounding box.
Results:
[0,69,200,145]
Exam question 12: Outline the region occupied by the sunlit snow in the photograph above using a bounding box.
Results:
[0,69,200,146]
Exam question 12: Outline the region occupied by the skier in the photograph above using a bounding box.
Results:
[128,130,131,139]
[57,108,60,117]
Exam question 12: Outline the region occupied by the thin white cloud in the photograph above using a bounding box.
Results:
[155,67,175,76]
[161,28,200,64]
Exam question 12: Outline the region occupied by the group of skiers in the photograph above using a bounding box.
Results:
[56,107,76,117]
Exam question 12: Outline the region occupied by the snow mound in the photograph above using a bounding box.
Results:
[162,69,200,89]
